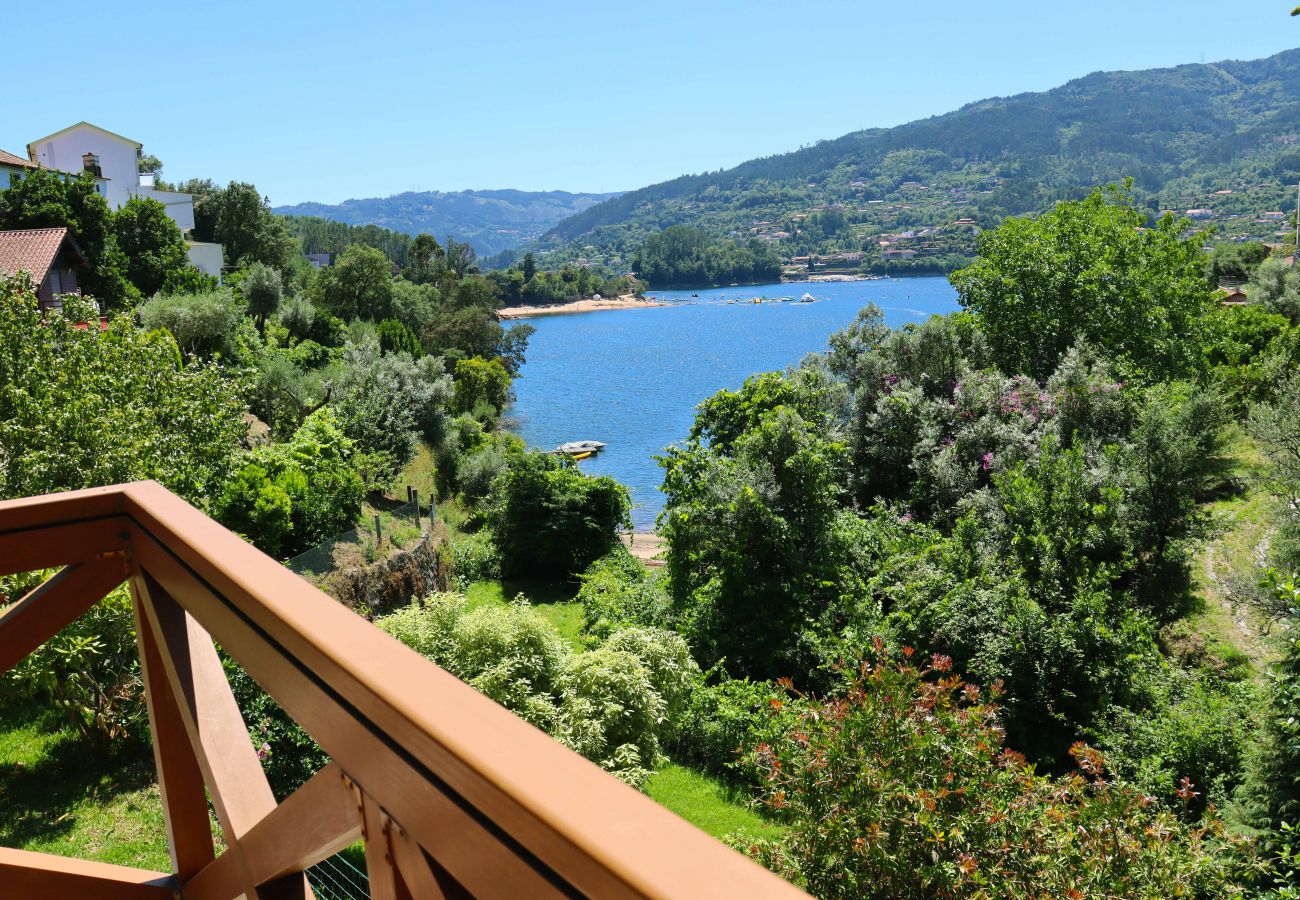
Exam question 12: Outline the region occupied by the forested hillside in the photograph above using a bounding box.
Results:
[274,188,620,256]
[536,49,1300,275]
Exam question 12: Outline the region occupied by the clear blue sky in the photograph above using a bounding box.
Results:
[6,1,1298,205]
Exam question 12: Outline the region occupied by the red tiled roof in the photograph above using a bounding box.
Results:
[0,149,38,170]
[0,227,78,283]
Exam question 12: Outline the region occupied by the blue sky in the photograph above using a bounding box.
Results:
[5,1,1298,205]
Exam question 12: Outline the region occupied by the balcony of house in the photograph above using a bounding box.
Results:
[0,481,804,899]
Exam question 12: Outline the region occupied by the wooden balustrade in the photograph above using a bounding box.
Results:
[0,481,805,899]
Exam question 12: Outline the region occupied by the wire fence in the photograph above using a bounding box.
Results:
[306,851,370,899]
[285,494,433,581]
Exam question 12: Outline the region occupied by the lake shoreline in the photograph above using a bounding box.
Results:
[498,294,666,319]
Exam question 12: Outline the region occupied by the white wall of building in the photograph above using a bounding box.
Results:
[30,125,139,210]
[186,242,224,282]
[28,124,197,234]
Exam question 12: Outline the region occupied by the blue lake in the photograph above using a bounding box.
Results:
[508,277,960,529]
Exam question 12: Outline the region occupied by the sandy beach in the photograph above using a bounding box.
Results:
[620,531,665,567]
[498,293,665,319]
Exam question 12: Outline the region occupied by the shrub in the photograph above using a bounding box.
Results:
[377,318,422,357]
[602,627,698,725]
[740,643,1259,899]
[487,451,630,579]
[667,673,786,781]
[375,593,682,787]
[225,655,328,798]
[451,532,502,586]
[577,549,674,639]
[564,647,665,777]
[137,288,244,359]
[6,580,145,749]
[454,602,570,731]
[214,409,364,556]
[213,462,293,555]
[458,435,521,507]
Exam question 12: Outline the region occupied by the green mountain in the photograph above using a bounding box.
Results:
[273,188,620,257]
[537,50,1300,275]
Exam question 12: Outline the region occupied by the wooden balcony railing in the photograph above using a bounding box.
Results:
[0,482,805,899]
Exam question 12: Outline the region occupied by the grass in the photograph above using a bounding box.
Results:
[464,578,586,648]
[644,763,785,843]
[1184,431,1285,673]
[0,703,177,870]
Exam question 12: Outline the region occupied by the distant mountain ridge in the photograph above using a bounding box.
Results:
[535,49,1300,272]
[274,188,621,256]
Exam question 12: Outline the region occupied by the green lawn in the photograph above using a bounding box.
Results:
[0,704,176,870]
[644,763,785,843]
[464,579,586,648]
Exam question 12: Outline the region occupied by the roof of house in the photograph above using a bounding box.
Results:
[0,227,86,282]
[0,149,39,170]
[27,121,143,155]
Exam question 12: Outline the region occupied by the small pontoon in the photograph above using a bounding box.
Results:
[556,440,607,456]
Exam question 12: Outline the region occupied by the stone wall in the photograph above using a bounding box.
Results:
[321,521,452,616]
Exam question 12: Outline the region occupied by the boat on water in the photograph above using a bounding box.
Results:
[799,292,816,303]
[556,440,607,456]
[569,450,594,461]
[776,296,795,302]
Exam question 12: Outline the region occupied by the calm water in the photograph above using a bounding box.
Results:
[508,277,960,528]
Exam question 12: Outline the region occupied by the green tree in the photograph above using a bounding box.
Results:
[314,244,394,321]
[183,180,296,271]
[660,402,864,679]
[137,289,245,360]
[405,233,444,283]
[951,184,1212,381]
[521,251,538,282]
[240,261,283,329]
[113,196,190,297]
[1248,257,1300,322]
[487,452,630,578]
[451,356,512,418]
[0,275,247,504]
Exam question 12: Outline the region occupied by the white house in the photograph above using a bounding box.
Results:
[25,122,222,280]
[1,147,109,197]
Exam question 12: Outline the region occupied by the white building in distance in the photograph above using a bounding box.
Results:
[25,122,222,279]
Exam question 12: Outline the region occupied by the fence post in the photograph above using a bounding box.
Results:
[374,514,382,546]
[412,490,420,528]
[406,485,413,504]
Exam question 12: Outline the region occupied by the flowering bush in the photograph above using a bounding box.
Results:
[741,642,1260,899]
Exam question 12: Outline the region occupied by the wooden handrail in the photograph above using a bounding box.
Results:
[0,482,805,899]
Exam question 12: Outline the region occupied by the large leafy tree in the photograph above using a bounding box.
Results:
[950,183,1212,382]
[0,169,136,308]
[0,274,247,504]
[113,195,190,296]
[181,179,296,271]
[313,243,394,321]
[660,397,865,679]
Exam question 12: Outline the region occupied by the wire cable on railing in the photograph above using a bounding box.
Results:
[306,852,369,900]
